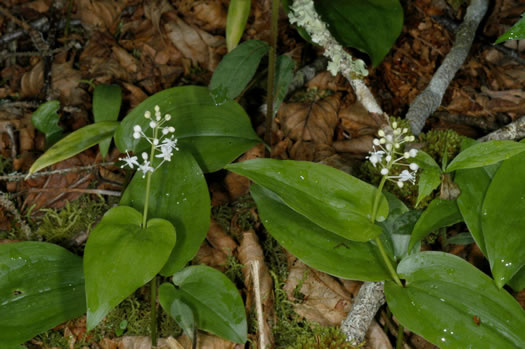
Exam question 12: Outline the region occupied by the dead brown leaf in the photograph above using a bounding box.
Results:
[75,0,126,32]
[177,332,243,349]
[51,60,87,106]
[207,219,238,256]
[194,241,228,271]
[20,60,44,98]
[164,12,225,71]
[224,144,264,199]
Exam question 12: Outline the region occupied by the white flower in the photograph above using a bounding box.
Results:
[381,168,389,175]
[149,121,157,128]
[161,136,179,151]
[119,151,139,169]
[399,170,416,183]
[397,181,404,188]
[367,150,385,167]
[409,149,418,157]
[144,111,151,119]
[156,144,174,161]
[409,163,419,171]
[138,161,154,178]
[142,152,148,160]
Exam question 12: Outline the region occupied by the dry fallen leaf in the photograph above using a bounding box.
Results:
[177,332,242,349]
[224,144,264,199]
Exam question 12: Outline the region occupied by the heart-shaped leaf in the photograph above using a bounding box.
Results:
[455,167,491,255]
[159,296,195,340]
[84,206,176,329]
[227,159,388,242]
[28,121,119,176]
[482,151,525,287]
[314,0,404,67]
[93,84,122,158]
[159,265,247,343]
[409,198,462,251]
[210,40,269,100]
[0,242,85,347]
[120,151,210,276]
[445,140,525,172]
[386,252,525,348]
[114,86,261,172]
[31,100,64,147]
[251,184,390,281]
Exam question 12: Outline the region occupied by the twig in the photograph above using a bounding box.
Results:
[0,191,32,239]
[26,188,121,197]
[478,115,525,141]
[0,4,50,52]
[0,162,116,182]
[341,282,386,345]
[250,261,267,349]
[406,0,489,135]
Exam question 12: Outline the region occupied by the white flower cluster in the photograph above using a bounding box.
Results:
[288,0,368,78]
[367,122,419,188]
[119,105,179,178]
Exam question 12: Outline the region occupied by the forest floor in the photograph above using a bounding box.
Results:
[1,0,524,348]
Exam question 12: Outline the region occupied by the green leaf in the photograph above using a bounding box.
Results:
[385,252,525,348]
[159,265,247,343]
[409,198,462,251]
[31,100,64,147]
[272,55,295,117]
[482,151,525,288]
[226,0,251,52]
[120,151,210,276]
[509,267,525,292]
[28,121,119,175]
[445,140,525,172]
[209,41,269,100]
[495,13,525,44]
[413,150,441,170]
[93,84,122,158]
[114,86,261,173]
[314,0,404,67]
[416,168,441,207]
[227,158,388,242]
[446,232,475,245]
[455,167,491,255]
[158,295,195,340]
[0,242,85,347]
[251,184,390,281]
[84,206,176,330]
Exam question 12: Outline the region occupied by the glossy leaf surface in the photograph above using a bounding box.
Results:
[0,242,85,347]
[84,206,176,329]
[495,14,525,44]
[93,84,122,157]
[115,86,261,172]
[445,140,525,172]
[386,252,525,348]
[416,168,441,207]
[28,121,118,175]
[509,267,525,292]
[31,100,64,147]
[159,292,195,340]
[455,167,491,255]
[314,0,403,67]
[226,0,251,51]
[409,199,462,251]
[227,159,388,242]
[251,185,390,281]
[272,55,295,117]
[209,41,269,100]
[482,151,525,287]
[160,266,247,343]
[120,151,210,276]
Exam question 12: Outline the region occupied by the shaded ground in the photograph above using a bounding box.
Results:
[1,0,524,348]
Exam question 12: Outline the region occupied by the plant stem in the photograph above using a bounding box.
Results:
[150,276,158,347]
[264,0,279,157]
[371,176,403,287]
[396,324,405,349]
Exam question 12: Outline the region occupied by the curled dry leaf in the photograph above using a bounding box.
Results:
[177,332,242,349]
[75,0,126,32]
[164,12,225,71]
[144,0,174,37]
[111,46,139,73]
[51,60,86,106]
[122,82,149,107]
[102,336,184,349]
[237,229,274,348]
[20,60,44,98]
[284,259,352,326]
[306,71,352,92]
[366,321,393,349]
[333,136,375,155]
[279,95,340,145]
[224,144,264,200]
[207,219,238,257]
[195,241,228,271]
[338,102,382,139]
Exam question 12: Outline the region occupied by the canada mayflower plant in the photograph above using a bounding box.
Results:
[119,105,179,177]
[367,122,418,188]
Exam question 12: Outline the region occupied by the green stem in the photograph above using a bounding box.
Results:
[150,276,158,347]
[264,0,279,157]
[371,176,403,287]
[396,324,405,349]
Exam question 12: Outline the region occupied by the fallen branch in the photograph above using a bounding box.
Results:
[0,191,32,239]
[0,162,116,182]
[406,0,489,135]
[478,115,525,141]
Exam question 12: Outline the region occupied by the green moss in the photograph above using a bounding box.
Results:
[224,255,245,287]
[289,325,361,349]
[419,129,464,168]
[288,87,333,103]
[211,194,257,235]
[0,154,13,175]
[35,196,108,245]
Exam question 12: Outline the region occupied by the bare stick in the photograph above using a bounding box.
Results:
[341,282,386,344]
[26,188,121,197]
[478,115,525,141]
[251,261,266,349]
[0,191,32,239]
[406,0,489,135]
[0,162,116,182]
